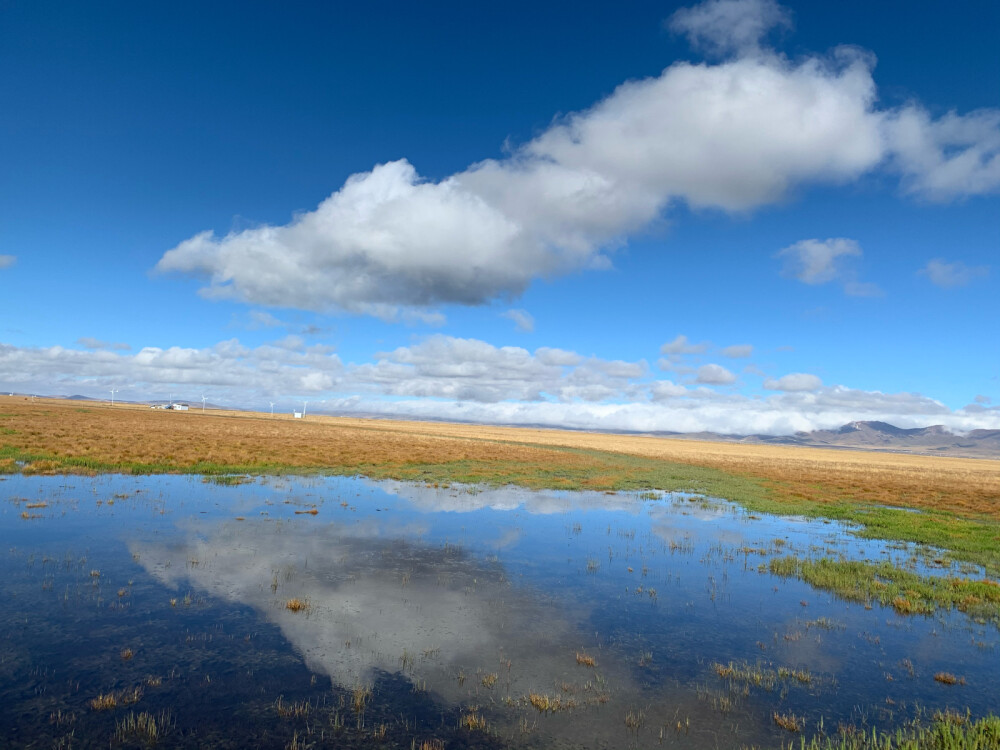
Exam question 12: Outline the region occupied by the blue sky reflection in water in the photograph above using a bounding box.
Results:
[2,474,997,748]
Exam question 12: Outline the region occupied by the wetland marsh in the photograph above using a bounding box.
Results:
[3,474,997,748]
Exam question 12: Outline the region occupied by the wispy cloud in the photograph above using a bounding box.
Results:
[0,254,16,270]
[886,106,1000,201]
[668,0,792,58]
[720,344,753,358]
[764,372,822,392]
[661,334,709,356]
[919,258,989,288]
[501,308,535,333]
[695,363,738,384]
[777,238,882,296]
[245,310,285,329]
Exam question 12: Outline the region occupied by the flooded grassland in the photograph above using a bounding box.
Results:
[2,475,998,749]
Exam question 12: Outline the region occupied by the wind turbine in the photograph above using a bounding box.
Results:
[302,400,308,419]
[269,401,275,417]
[109,388,119,406]
[201,395,207,413]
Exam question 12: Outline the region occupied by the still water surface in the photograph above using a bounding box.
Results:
[1,475,996,748]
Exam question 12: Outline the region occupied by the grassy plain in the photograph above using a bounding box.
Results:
[1,397,998,570]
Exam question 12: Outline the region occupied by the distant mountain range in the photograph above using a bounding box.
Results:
[325,414,999,458]
[671,420,1000,459]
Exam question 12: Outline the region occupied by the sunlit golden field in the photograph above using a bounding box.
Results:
[2,397,997,522]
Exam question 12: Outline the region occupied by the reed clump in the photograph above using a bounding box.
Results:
[114,711,172,744]
[274,696,311,718]
[933,672,965,685]
[351,684,372,713]
[460,712,487,731]
[774,712,804,732]
[89,686,143,711]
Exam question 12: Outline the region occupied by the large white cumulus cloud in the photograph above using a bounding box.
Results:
[159,0,1000,318]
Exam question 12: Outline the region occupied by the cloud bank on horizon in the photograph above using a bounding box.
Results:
[2,333,998,435]
[155,0,999,320]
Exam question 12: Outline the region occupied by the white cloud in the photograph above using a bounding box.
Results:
[695,363,738,384]
[246,310,285,329]
[886,105,1000,201]
[668,0,792,58]
[153,2,1000,319]
[273,335,306,351]
[661,334,709,356]
[657,358,695,375]
[777,237,860,284]
[357,336,645,404]
[535,347,582,367]
[401,309,447,327]
[326,388,999,436]
[156,7,890,318]
[502,308,535,333]
[777,237,882,296]
[764,372,822,392]
[919,258,989,289]
[3,335,999,435]
[720,344,753,358]
[650,380,689,401]
[0,339,343,398]
[0,254,15,269]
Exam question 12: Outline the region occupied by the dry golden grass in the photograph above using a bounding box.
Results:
[1,398,997,520]
[374,417,1000,520]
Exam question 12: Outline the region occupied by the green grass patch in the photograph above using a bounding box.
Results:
[769,556,1000,628]
[735,493,1000,576]
[769,712,1000,750]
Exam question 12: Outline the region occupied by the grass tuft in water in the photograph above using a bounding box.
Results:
[769,556,1000,628]
[114,710,173,744]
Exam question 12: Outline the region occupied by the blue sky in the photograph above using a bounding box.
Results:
[1,0,998,434]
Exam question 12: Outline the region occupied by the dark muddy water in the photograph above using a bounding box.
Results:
[1,475,995,748]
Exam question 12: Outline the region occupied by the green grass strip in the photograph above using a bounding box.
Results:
[769,556,1000,628]
[771,712,1000,750]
